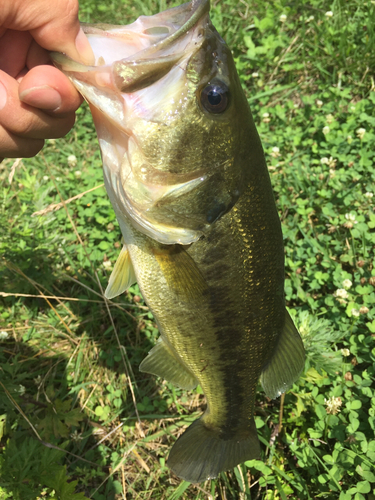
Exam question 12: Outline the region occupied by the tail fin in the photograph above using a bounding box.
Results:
[167,417,260,483]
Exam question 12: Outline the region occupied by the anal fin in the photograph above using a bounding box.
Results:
[139,337,198,390]
[260,309,305,399]
[105,243,136,299]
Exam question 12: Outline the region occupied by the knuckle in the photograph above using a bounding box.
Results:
[63,0,80,22]
[49,115,75,138]
[0,131,44,158]
[23,139,45,157]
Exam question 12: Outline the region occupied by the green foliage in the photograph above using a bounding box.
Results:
[0,437,89,500]
[237,0,375,94]
[1,0,375,498]
[291,309,342,374]
[38,399,85,441]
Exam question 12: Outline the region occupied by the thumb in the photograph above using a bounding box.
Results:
[30,1,94,65]
[32,24,95,65]
[2,0,94,64]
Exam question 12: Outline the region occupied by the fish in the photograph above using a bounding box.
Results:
[51,0,305,483]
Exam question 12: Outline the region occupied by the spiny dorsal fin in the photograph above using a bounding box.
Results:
[104,244,136,299]
[153,245,207,302]
[260,309,305,399]
[139,337,198,390]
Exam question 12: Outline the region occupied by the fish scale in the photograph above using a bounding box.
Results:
[51,0,305,483]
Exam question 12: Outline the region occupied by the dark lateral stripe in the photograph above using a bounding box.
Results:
[206,283,256,437]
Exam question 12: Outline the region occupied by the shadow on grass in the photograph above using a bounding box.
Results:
[0,261,198,499]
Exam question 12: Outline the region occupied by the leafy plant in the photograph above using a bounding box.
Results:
[0,437,89,500]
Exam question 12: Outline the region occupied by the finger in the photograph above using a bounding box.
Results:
[1,0,94,65]
[0,124,44,158]
[32,23,95,66]
[0,30,33,77]
[0,70,76,141]
[19,65,82,114]
[26,39,51,70]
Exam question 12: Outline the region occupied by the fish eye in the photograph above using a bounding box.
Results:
[200,82,229,114]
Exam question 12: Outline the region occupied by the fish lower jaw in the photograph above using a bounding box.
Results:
[133,217,203,245]
[114,203,203,245]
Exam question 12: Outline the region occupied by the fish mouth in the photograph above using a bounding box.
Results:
[51,0,236,245]
[51,0,210,92]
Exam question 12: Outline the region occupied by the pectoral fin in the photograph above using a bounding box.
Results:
[139,337,198,390]
[153,245,207,302]
[104,244,136,299]
[260,310,305,399]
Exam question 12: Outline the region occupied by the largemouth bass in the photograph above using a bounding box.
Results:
[52,0,305,483]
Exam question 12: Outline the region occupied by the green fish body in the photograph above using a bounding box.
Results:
[52,0,304,483]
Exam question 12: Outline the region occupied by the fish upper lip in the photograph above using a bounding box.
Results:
[136,0,210,58]
[51,0,210,71]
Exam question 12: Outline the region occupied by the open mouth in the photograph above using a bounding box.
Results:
[50,0,218,246]
[50,0,210,78]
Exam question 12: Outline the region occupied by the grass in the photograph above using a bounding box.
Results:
[1,0,375,498]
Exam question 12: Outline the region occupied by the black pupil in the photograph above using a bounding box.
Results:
[201,82,229,114]
[207,89,222,106]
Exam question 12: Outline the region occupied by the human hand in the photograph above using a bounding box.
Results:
[0,0,94,161]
